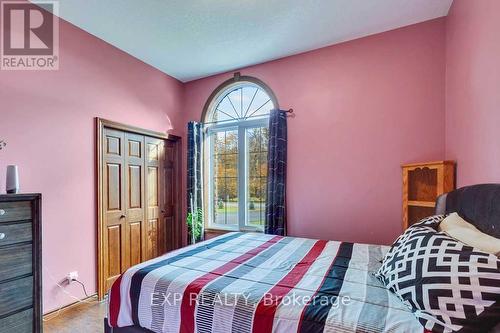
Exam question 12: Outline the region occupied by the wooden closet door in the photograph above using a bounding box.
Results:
[99,119,182,298]
[102,129,147,290]
[124,133,146,268]
[145,137,165,259]
[163,140,178,251]
[102,128,126,290]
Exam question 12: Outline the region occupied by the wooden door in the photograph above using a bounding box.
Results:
[124,133,146,267]
[145,137,181,257]
[102,128,127,290]
[145,137,164,259]
[102,130,146,290]
[98,118,181,298]
[163,140,178,251]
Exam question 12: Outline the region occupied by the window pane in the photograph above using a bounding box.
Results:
[247,127,261,153]
[261,127,269,151]
[213,177,224,224]
[241,86,258,118]
[247,127,268,227]
[247,89,273,117]
[248,176,265,227]
[225,131,238,153]
[211,85,274,123]
[227,90,242,118]
[225,177,239,225]
[211,129,238,226]
[217,96,239,121]
[213,131,223,155]
[213,178,238,225]
[227,154,238,177]
[248,152,267,179]
[216,153,238,177]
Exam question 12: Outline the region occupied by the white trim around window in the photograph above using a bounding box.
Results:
[205,117,269,232]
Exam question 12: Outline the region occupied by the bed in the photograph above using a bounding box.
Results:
[105,184,500,333]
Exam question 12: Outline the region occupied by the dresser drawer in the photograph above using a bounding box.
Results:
[0,308,33,333]
[0,195,40,333]
[0,201,31,223]
[0,243,32,282]
[0,222,32,246]
[0,276,33,317]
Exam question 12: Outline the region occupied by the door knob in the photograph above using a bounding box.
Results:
[0,233,5,240]
[0,209,5,216]
[120,214,126,219]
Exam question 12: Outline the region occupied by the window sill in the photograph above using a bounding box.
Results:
[205,227,263,233]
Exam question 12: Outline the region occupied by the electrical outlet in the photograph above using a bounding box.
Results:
[67,271,78,283]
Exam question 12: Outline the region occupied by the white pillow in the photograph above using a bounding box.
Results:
[439,212,500,256]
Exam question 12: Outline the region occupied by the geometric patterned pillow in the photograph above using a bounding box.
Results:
[409,214,446,229]
[375,215,500,333]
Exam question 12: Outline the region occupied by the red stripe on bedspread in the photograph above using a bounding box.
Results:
[296,243,340,332]
[179,235,283,333]
[109,274,123,327]
[252,240,328,333]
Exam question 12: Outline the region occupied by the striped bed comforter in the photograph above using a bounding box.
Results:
[108,232,424,333]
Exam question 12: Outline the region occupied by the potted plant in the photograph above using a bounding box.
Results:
[187,208,203,244]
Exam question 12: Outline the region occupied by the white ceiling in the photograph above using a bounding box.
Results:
[44,0,453,82]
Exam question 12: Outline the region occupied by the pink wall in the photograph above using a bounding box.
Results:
[0,10,454,315]
[0,1,494,316]
[445,0,500,186]
[0,19,184,312]
[183,19,446,245]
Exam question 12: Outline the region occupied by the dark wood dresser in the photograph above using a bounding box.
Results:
[0,194,42,333]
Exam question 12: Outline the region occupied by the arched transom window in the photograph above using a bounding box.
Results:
[203,77,278,231]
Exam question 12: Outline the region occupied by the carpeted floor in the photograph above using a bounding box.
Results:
[43,296,106,333]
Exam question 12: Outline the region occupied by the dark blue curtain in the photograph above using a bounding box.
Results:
[265,110,287,236]
[187,122,203,243]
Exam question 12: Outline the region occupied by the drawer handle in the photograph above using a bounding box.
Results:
[0,209,5,216]
[0,233,5,240]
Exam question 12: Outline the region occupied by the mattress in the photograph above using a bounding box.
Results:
[108,232,425,333]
